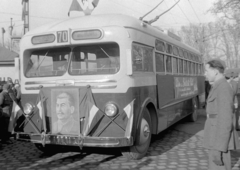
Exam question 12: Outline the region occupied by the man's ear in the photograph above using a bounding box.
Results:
[214,69,219,76]
[70,106,75,114]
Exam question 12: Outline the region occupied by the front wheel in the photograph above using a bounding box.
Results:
[121,108,152,160]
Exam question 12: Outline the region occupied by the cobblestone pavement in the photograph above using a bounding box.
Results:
[1,111,240,170]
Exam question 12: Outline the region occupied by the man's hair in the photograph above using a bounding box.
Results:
[206,59,225,73]
[56,92,74,106]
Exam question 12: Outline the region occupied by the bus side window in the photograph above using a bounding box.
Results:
[143,47,153,72]
[195,63,198,75]
[172,57,178,74]
[132,43,153,72]
[155,53,165,73]
[179,59,183,74]
[184,60,188,74]
[188,61,191,75]
[165,55,172,73]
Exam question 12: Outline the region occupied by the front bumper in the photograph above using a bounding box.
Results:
[16,133,133,147]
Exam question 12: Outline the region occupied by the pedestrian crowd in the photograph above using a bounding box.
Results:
[0,78,20,148]
[204,59,240,170]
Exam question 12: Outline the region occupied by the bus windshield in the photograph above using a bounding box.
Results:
[25,43,120,77]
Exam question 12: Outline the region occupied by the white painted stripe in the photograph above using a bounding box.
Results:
[88,104,99,127]
[83,103,99,136]
[123,104,131,119]
[124,99,134,138]
[14,104,20,118]
[37,102,42,119]
[8,102,21,133]
[125,113,133,138]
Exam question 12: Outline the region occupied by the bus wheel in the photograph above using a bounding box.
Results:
[121,109,152,160]
[188,98,198,122]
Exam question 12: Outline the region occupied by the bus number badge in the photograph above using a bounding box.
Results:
[57,31,68,43]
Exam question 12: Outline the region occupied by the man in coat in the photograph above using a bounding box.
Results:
[0,84,13,144]
[204,59,240,170]
[236,72,240,130]
[225,71,239,130]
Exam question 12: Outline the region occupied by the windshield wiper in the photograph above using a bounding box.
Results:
[35,50,49,74]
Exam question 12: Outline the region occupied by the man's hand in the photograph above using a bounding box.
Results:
[212,150,223,166]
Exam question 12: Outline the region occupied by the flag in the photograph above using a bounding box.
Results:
[123,100,135,138]
[8,101,21,133]
[82,102,101,136]
[68,0,100,16]
[36,91,47,133]
[37,101,42,119]
[36,93,47,146]
[68,0,82,14]
[79,87,104,136]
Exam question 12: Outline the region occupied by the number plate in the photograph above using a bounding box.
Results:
[57,31,68,43]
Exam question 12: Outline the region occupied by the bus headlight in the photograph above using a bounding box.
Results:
[23,103,34,116]
[104,103,118,117]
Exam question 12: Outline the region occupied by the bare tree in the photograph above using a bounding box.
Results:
[176,23,212,62]
[211,0,240,20]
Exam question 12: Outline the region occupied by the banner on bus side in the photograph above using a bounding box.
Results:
[174,77,198,99]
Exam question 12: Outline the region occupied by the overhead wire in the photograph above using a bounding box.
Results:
[0,20,22,24]
[106,0,143,15]
[0,11,64,20]
[188,0,201,23]
[164,1,178,24]
[175,0,192,23]
[133,0,188,21]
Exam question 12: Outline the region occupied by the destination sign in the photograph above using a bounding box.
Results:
[72,29,102,40]
[174,77,198,99]
[32,34,55,45]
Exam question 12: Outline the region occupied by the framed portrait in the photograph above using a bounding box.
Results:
[51,88,80,135]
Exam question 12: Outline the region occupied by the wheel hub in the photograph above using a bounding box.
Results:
[139,118,150,145]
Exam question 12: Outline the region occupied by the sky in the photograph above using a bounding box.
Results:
[0,0,218,42]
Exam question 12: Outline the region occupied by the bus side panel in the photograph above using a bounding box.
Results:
[161,98,193,127]
[156,74,175,108]
[156,74,205,129]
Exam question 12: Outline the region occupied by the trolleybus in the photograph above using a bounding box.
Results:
[11,14,205,160]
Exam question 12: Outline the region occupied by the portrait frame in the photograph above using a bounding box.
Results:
[51,88,80,135]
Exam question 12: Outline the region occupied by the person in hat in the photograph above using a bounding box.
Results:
[7,78,17,100]
[204,59,240,170]
[225,70,239,130]
[14,80,21,104]
[236,71,240,131]
[0,83,13,144]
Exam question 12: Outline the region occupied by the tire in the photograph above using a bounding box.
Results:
[121,108,152,160]
[188,97,198,122]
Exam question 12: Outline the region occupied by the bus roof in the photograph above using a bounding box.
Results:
[25,14,200,55]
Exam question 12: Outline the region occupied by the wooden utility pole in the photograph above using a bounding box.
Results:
[9,18,13,51]
[22,0,29,34]
[2,27,5,47]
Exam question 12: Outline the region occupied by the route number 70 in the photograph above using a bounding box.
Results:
[57,31,68,43]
